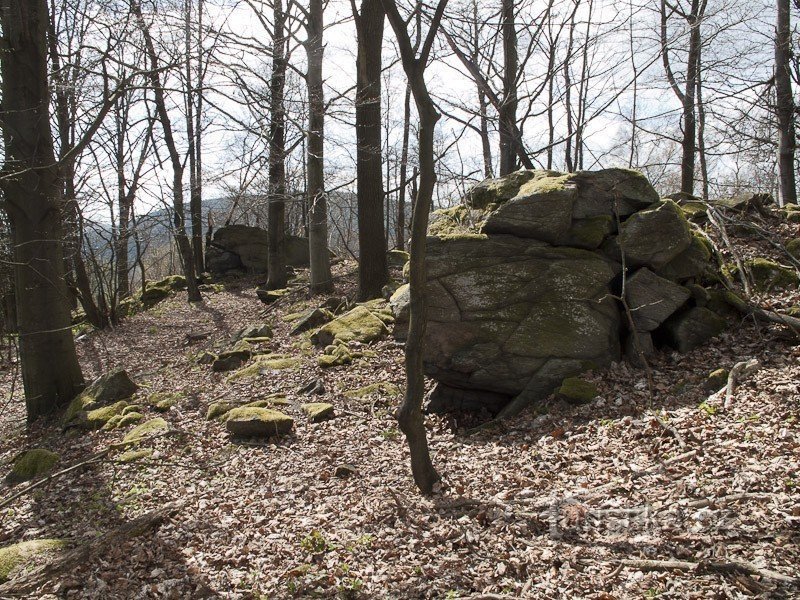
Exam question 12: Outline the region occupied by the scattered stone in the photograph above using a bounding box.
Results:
[301,402,334,422]
[6,449,59,484]
[334,464,358,478]
[224,407,294,438]
[726,258,799,292]
[703,368,729,392]
[318,344,354,368]
[146,392,183,412]
[618,200,692,269]
[256,287,289,305]
[85,401,129,429]
[206,402,233,420]
[0,539,65,582]
[786,239,800,259]
[624,268,690,331]
[212,345,252,372]
[290,308,333,335]
[117,448,153,463]
[140,275,186,308]
[311,306,388,347]
[321,296,349,314]
[234,324,273,341]
[227,354,303,381]
[123,418,169,445]
[556,377,599,404]
[659,307,727,353]
[64,368,138,424]
[195,351,217,365]
[298,378,326,395]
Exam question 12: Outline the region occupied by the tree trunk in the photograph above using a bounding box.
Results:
[266,0,288,290]
[0,0,85,420]
[776,0,798,205]
[397,84,412,251]
[498,0,518,176]
[381,0,447,495]
[354,0,388,300]
[186,0,204,275]
[307,0,333,293]
[680,0,701,196]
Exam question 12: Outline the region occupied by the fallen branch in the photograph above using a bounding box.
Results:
[617,558,799,586]
[724,358,760,410]
[0,502,182,596]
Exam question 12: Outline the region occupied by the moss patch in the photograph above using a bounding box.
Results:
[0,539,65,582]
[146,392,184,412]
[311,306,388,346]
[85,401,129,429]
[123,418,169,445]
[556,377,598,404]
[206,402,233,420]
[224,407,294,437]
[117,448,153,463]
[6,449,59,484]
[226,354,303,381]
[703,368,729,392]
[301,402,334,422]
[345,382,401,399]
[726,258,799,291]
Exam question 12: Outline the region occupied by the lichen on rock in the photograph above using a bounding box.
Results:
[6,449,59,484]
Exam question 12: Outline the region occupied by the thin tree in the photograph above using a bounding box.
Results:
[775,0,797,204]
[0,0,85,419]
[498,0,517,175]
[381,0,449,495]
[352,0,389,300]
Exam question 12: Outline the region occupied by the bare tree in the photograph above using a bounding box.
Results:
[775,0,797,204]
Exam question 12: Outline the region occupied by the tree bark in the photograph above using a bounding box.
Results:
[397,83,412,250]
[306,0,333,293]
[0,0,85,420]
[186,0,204,275]
[498,0,518,176]
[776,0,798,205]
[382,0,448,495]
[354,0,388,300]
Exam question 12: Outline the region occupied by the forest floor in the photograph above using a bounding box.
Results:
[0,213,799,599]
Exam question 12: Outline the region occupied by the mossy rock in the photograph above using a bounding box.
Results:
[556,377,598,404]
[659,307,727,353]
[559,215,615,249]
[0,539,65,582]
[64,368,138,424]
[212,349,251,372]
[6,449,59,484]
[618,200,692,269]
[206,402,233,420]
[301,402,334,422]
[344,382,401,399]
[786,239,800,260]
[195,351,217,365]
[117,448,153,463]
[703,368,729,392]
[466,169,538,209]
[256,287,289,305]
[788,212,800,224]
[235,324,273,341]
[282,311,307,323]
[198,283,226,293]
[428,205,486,238]
[85,400,129,429]
[388,249,410,268]
[101,410,144,431]
[146,392,184,412]
[705,288,748,317]
[139,275,186,308]
[726,258,799,291]
[123,418,169,445]
[290,308,334,335]
[318,344,355,368]
[226,354,303,381]
[311,306,388,347]
[224,407,294,437]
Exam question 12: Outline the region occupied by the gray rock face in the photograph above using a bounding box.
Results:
[659,307,726,352]
[625,268,690,331]
[394,169,728,416]
[205,225,310,274]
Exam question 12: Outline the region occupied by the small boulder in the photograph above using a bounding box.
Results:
[703,368,729,392]
[387,249,410,268]
[786,239,800,259]
[84,400,129,429]
[311,306,388,346]
[334,464,358,478]
[224,407,294,438]
[234,324,273,341]
[301,402,334,422]
[64,368,138,424]
[623,331,655,367]
[212,346,252,372]
[6,449,59,484]
[290,308,333,335]
[556,377,598,404]
[206,402,233,420]
[618,200,692,269]
[659,307,726,352]
[0,539,64,582]
[256,287,289,305]
[123,418,169,445]
[624,268,690,331]
[727,258,799,292]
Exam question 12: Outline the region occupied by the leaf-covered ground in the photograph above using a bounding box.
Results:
[1,216,799,599]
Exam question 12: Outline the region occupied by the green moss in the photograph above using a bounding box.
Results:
[301,402,334,422]
[556,377,598,404]
[226,354,303,381]
[560,215,614,249]
[311,306,388,346]
[206,402,233,420]
[117,412,144,428]
[146,392,184,412]
[256,287,289,304]
[85,401,129,429]
[0,539,65,582]
[344,382,401,399]
[704,368,729,392]
[122,418,169,445]
[117,448,153,463]
[786,239,800,259]
[726,258,799,291]
[318,344,354,368]
[282,311,307,323]
[6,449,59,484]
[467,169,540,209]
[223,407,294,437]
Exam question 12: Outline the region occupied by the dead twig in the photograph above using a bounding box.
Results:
[616,558,799,586]
[724,358,760,410]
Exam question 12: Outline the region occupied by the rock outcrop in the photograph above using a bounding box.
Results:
[394,168,735,417]
[205,225,311,275]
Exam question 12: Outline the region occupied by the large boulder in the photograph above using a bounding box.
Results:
[64,368,138,426]
[205,225,310,275]
[397,169,727,416]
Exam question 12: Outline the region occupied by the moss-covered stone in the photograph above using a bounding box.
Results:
[318,343,355,368]
[226,354,303,381]
[618,200,692,269]
[556,377,598,404]
[146,392,184,412]
[6,449,59,484]
[786,239,800,259]
[123,418,169,445]
[117,448,153,463]
[290,308,334,335]
[660,307,727,352]
[703,368,729,392]
[311,306,388,346]
[428,205,485,238]
[195,351,217,365]
[256,287,289,305]
[234,324,273,341]
[725,258,799,291]
[301,402,334,422]
[206,402,233,420]
[387,249,410,268]
[64,368,138,424]
[212,347,251,372]
[85,400,129,429]
[705,288,748,317]
[102,410,143,431]
[0,539,65,582]
[224,407,294,437]
[658,231,713,281]
[344,382,401,398]
[559,215,615,249]
[467,170,539,209]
